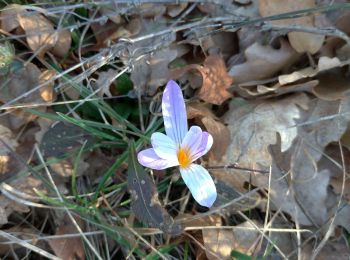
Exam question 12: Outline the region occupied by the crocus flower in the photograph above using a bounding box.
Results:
[137,80,217,207]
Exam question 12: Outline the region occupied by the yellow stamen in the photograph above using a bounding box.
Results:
[177,148,191,168]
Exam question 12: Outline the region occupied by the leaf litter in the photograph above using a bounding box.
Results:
[1,1,350,259]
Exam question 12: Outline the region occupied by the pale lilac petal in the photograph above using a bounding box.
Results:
[180,164,217,207]
[191,132,213,161]
[181,126,202,159]
[138,148,178,170]
[151,132,178,161]
[162,80,188,145]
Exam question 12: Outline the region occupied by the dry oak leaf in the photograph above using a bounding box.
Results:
[17,12,57,55]
[229,40,300,84]
[48,214,85,260]
[223,93,309,170]
[198,55,233,105]
[259,0,325,54]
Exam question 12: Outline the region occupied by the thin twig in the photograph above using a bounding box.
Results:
[207,164,270,174]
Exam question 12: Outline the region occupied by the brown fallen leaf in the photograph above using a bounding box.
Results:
[223,93,309,171]
[202,117,230,162]
[313,71,350,101]
[0,4,24,32]
[167,3,188,17]
[229,40,300,84]
[278,56,349,85]
[0,62,41,103]
[187,102,216,120]
[280,96,350,225]
[215,94,350,225]
[238,79,318,98]
[17,12,57,55]
[203,226,235,259]
[90,12,141,50]
[48,214,85,260]
[0,62,46,130]
[259,0,325,54]
[49,158,89,178]
[90,18,118,49]
[99,2,122,24]
[51,29,71,57]
[318,144,350,202]
[131,47,178,95]
[231,221,261,256]
[197,55,233,105]
[39,70,57,102]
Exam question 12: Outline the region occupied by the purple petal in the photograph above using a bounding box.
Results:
[181,126,203,159]
[162,80,188,145]
[138,148,178,170]
[151,132,178,161]
[191,132,213,161]
[180,164,217,207]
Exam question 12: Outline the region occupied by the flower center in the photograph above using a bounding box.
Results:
[177,148,191,168]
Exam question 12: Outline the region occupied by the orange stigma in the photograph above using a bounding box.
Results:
[177,148,191,168]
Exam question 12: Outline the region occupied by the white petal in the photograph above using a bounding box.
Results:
[162,80,188,145]
[151,132,178,161]
[191,132,214,161]
[180,164,217,207]
[137,148,178,170]
[181,126,203,160]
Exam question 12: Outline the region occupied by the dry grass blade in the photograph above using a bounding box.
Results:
[0,230,60,260]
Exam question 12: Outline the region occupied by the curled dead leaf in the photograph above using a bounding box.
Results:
[259,0,325,54]
[229,40,300,84]
[313,71,350,101]
[239,79,318,98]
[279,56,350,85]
